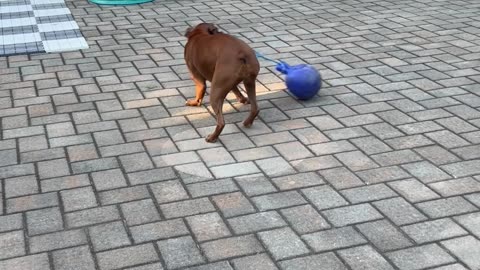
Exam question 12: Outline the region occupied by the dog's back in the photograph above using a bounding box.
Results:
[214,34,259,80]
[185,31,259,82]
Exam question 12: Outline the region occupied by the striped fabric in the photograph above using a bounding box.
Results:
[0,0,88,56]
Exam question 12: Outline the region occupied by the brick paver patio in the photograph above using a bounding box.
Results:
[1,0,480,269]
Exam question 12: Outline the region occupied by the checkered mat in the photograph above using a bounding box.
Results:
[0,0,88,56]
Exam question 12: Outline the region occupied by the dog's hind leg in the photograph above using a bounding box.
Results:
[206,89,229,143]
[242,78,259,127]
[205,72,238,143]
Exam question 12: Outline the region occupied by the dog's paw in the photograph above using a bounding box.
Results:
[205,134,218,143]
[243,121,253,128]
[238,97,249,104]
[186,99,200,106]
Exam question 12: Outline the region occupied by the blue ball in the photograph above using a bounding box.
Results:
[276,63,322,100]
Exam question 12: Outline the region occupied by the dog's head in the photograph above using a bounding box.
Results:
[184,23,219,38]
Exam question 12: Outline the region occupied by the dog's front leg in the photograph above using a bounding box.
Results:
[232,86,249,104]
[186,76,206,106]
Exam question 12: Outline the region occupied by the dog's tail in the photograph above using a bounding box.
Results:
[238,51,260,79]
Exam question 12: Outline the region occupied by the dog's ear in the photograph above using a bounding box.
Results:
[207,24,219,34]
[184,27,193,37]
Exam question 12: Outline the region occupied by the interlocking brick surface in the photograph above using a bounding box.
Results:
[66,205,120,228]
[0,254,50,270]
[186,213,231,241]
[258,227,310,260]
[387,244,456,270]
[302,226,366,252]
[374,197,428,225]
[130,219,189,243]
[26,207,63,235]
[120,199,161,225]
[402,218,467,244]
[280,204,330,234]
[279,253,347,270]
[0,231,25,259]
[231,254,277,270]
[442,236,480,270]
[52,246,96,270]
[29,229,88,253]
[61,186,98,212]
[338,245,395,270]
[1,0,480,268]
[157,236,205,269]
[4,175,38,198]
[356,219,413,251]
[227,211,286,234]
[96,244,159,270]
[416,197,478,218]
[0,214,23,233]
[88,221,131,251]
[302,185,348,210]
[201,235,264,261]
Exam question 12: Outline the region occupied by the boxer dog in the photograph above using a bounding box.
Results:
[184,23,260,142]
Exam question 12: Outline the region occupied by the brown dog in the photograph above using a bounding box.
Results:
[184,23,260,143]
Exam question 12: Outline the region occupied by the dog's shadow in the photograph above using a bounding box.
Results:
[151,80,333,178]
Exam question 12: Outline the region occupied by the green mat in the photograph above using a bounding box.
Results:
[89,0,153,5]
